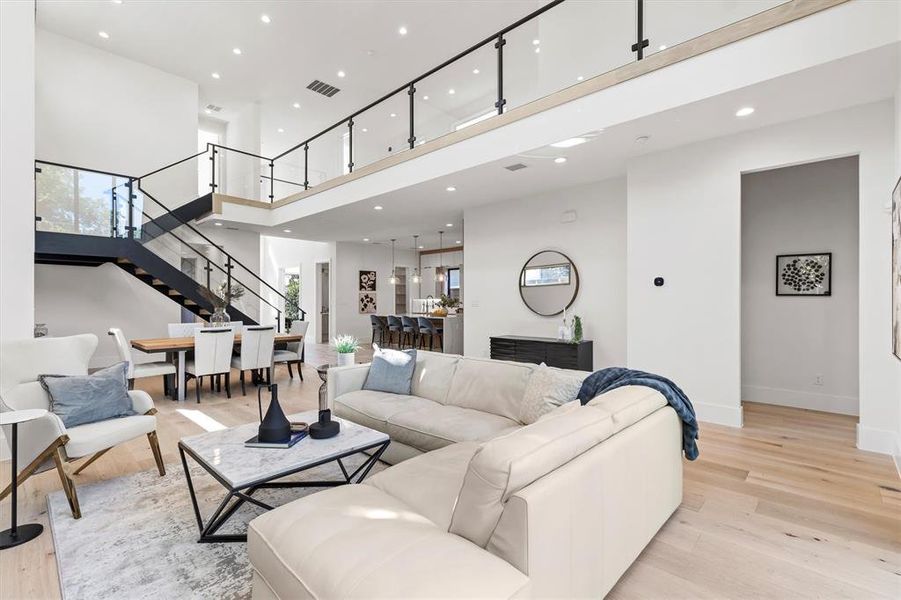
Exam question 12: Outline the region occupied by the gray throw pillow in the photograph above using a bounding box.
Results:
[39,362,136,428]
[362,346,416,395]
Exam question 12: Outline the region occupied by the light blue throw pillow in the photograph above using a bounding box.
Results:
[363,346,416,395]
[39,362,136,428]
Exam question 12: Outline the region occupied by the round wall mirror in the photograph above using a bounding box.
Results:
[519,250,580,316]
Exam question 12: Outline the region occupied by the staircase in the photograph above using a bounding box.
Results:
[34,161,304,329]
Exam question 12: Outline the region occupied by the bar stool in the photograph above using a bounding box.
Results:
[370,315,388,347]
[386,316,403,348]
[417,317,443,352]
[400,316,420,349]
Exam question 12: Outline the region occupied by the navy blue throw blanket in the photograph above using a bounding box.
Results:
[577,367,699,460]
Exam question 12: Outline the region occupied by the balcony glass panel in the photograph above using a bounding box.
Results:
[353,90,409,171]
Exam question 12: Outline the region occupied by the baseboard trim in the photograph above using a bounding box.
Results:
[857,424,901,465]
[741,384,858,416]
[695,402,743,428]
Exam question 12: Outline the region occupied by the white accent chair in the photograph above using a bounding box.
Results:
[185,327,235,403]
[232,326,276,395]
[108,327,176,396]
[273,320,308,381]
[0,334,164,519]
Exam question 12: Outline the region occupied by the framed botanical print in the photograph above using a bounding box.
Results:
[359,270,376,292]
[359,292,377,314]
[776,253,831,296]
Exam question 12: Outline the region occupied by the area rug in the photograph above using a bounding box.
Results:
[48,454,384,600]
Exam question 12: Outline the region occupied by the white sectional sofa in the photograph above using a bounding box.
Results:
[249,352,683,599]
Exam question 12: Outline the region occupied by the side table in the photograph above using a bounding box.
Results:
[0,409,49,550]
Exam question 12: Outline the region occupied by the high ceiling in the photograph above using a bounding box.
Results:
[36,0,540,156]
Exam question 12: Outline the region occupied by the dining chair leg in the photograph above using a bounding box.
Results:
[147,431,166,476]
[297,361,304,381]
[162,375,168,397]
[225,372,231,399]
[195,378,201,404]
[240,370,246,396]
[267,367,271,385]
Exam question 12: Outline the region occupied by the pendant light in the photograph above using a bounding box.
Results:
[411,235,422,283]
[388,239,398,285]
[436,231,446,282]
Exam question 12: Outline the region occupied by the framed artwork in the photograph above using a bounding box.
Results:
[359,270,376,292]
[776,253,831,296]
[893,177,901,360]
[359,292,377,314]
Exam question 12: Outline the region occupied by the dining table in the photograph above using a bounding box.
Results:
[131,333,303,402]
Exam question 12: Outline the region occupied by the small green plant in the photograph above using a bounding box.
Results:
[438,293,460,309]
[199,281,245,309]
[572,315,583,343]
[333,334,360,354]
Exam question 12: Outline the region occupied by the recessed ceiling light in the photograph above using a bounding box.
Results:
[446,223,453,227]
[398,26,408,35]
[373,205,383,211]
[422,95,429,100]
[232,47,242,55]
[211,72,220,79]
[111,0,123,4]
[277,128,284,133]
[532,39,540,45]
[361,127,368,132]
[390,113,396,118]
[418,245,424,249]
[283,229,291,233]
[260,14,271,24]
[446,186,456,192]
[337,70,346,78]
[455,240,461,244]
[472,68,480,74]
[735,106,755,117]
[417,140,426,145]
[448,89,455,95]
[554,157,567,164]
[98,31,110,39]
[658,44,668,50]
[204,109,212,114]
[635,135,650,143]
[577,75,584,81]
[214,222,223,226]
[550,137,587,148]
[292,102,300,108]
[534,47,540,54]
[363,238,370,242]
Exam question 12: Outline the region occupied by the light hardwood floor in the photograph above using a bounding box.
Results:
[1,349,898,599]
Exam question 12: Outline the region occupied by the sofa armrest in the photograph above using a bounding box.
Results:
[326,363,371,408]
[128,390,155,416]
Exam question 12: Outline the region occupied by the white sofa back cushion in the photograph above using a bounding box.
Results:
[444,357,535,423]
[519,364,588,424]
[410,351,460,404]
[449,385,667,547]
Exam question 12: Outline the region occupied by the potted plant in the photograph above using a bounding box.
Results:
[333,334,360,366]
[572,315,583,343]
[199,281,246,325]
[435,294,461,316]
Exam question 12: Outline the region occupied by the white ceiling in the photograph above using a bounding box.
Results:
[35,0,539,156]
[267,43,898,248]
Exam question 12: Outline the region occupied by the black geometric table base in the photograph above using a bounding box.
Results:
[0,523,44,550]
[178,439,389,543]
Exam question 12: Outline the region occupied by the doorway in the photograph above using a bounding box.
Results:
[317,262,330,343]
[740,156,859,416]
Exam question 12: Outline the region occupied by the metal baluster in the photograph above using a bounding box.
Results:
[631,0,649,60]
[347,119,354,174]
[408,83,416,149]
[303,144,309,190]
[268,161,275,202]
[210,146,218,192]
[495,34,507,115]
[127,179,135,240]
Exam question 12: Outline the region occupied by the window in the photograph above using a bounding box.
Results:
[446,267,461,300]
[521,263,571,287]
[284,270,300,320]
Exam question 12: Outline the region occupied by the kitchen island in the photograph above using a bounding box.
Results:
[402,313,463,355]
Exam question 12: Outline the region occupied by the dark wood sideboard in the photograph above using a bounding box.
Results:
[489,335,594,371]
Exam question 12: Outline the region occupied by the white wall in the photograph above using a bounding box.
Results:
[224,102,262,200]
[741,157,859,415]
[627,101,901,457]
[260,236,333,342]
[332,242,418,345]
[464,178,627,369]
[0,1,35,343]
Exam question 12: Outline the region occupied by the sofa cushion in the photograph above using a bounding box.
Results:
[363,347,416,395]
[386,404,520,453]
[410,351,460,404]
[366,442,479,530]
[449,386,666,548]
[248,484,529,600]
[65,414,157,458]
[333,390,437,432]
[519,364,588,424]
[445,357,536,423]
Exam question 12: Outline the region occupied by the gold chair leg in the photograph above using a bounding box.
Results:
[147,431,166,476]
[53,447,81,520]
[0,435,69,503]
[73,448,111,475]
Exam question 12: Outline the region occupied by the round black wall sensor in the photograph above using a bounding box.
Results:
[654,277,664,287]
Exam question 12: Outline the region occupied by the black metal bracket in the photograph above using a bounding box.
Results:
[632,0,649,60]
[495,35,507,114]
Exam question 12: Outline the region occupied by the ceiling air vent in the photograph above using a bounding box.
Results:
[307,79,341,98]
[205,104,222,112]
[504,163,528,172]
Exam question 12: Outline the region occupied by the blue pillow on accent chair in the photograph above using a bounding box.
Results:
[362,345,417,395]
[39,362,136,428]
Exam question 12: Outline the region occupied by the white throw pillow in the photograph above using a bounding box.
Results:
[519,364,587,424]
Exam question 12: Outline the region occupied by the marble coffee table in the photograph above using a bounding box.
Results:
[178,410,390,543]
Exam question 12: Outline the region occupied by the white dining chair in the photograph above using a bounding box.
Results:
[274,320,308,381]
[184,327,235,403]
[108,328,176,396]
[167,322,203,338]
[231,326,276,395]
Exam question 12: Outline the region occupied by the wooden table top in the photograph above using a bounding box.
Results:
[131,333,302,353]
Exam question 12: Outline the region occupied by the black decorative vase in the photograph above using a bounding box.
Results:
[258,384,291,443]
[309,408,340,439]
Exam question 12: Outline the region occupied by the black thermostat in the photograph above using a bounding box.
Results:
[654,277,664,287]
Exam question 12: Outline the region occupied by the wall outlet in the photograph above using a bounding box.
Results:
[814,375,824,386]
